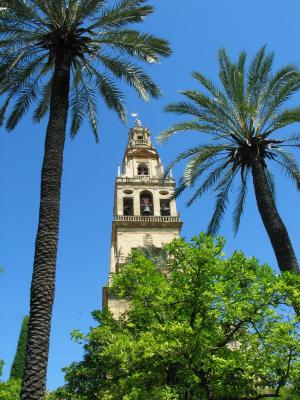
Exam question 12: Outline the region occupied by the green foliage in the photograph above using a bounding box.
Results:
[0,378,56,400]
[0,0,171,139]
[0,360,4,377]
[57,235,300,399]
[0,379,21,400]
[10,316,29,380]
[159,48,300,235]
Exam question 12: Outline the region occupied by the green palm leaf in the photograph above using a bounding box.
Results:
[273,149,300,189]
[33,78,52,122]
[264,167,276,203]
[89,0,152,29]
[233,168,249,235]
[98,54,160,100]
[6,77,39,130]
[207,170,237,235]
[186,161,231,207]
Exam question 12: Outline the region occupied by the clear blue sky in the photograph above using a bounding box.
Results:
[1,0,300,391]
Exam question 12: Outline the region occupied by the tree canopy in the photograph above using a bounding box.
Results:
[53,234,300,400]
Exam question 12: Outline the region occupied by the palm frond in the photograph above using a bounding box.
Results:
[186,161,231,207]
[260,64,298,104]
[90,0,152,29]
[33,78,52,122]
[94,72,126,122]
[5,0,47,26]
[80,77,99,141]
[259,76,300,133]
[98,30,171,63]
[192,71,227,104]
[69,78,86,138]
[236,50,247,73]
[98,54,161,100]
[0,97,10,127]
[6,76,40,131]
[181,159,217,191]
[284,134,300,143]
[0,49,45,85]
[158,121,223,143]
[272,148,300,189]
[162,144,230,187]
[233,167,249,235]
[181,145,231,185]
[218,48,235,101]
[264,166,276,203]
[179,89,243,138]
[247,46,274,105]
[207,169,237,235]
[164,101,212,118]
[263,107,300,135]
[219,49,250,132]
[74,0,105,23]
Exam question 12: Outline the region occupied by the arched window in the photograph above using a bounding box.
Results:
[140,190,153,216]
[160,199,171,216]
[123,197,133,216]
[137,163,149,176]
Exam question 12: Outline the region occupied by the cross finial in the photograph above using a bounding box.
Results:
[131,113,142,127]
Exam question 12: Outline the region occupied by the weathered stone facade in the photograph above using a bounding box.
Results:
[103,122,182,318]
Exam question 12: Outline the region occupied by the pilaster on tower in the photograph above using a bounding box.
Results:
[103,122,183,318]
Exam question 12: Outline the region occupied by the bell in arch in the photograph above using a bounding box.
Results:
[141,196,152,215]
[143,205,151,214]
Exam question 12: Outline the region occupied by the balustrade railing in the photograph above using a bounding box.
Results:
[117,176,174,184]
[115,215,180,222]
[134,139,148,145]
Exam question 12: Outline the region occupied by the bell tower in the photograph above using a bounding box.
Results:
[103,118,182,318]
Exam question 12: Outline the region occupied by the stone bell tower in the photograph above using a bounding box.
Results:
[103,118,182,318]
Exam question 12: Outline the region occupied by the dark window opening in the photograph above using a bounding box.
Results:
[140,191,153,216]
[137,163,149,176]
[160,199,171,216]
[123,198,134,216]
[137,135,143,139]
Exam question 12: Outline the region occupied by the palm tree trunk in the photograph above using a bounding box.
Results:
[21,52,71,400]
[251,155,300,275]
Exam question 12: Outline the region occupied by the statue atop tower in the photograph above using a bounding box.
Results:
[102,121,182,318]
[131,112,142,127]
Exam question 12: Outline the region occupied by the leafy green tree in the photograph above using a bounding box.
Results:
[0,379,56,400]
[0,1,170,398]
[10,316,29,380]
[0,379,21,400]
[57,235,300,400]
[159,47,300,276]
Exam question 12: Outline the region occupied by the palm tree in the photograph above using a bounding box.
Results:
[0,1,171,398]
[159,47,300,276]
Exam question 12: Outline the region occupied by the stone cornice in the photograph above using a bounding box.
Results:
[116,176,175,187]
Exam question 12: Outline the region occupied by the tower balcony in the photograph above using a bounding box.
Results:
[133,139,149,146]
[115,215,180,223]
